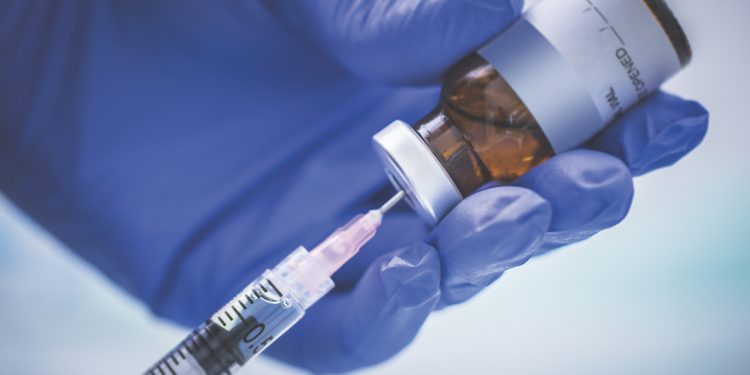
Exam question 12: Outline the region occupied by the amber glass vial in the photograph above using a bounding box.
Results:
[374,0,691,224]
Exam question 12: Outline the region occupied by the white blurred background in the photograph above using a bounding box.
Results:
[1,1,749,374]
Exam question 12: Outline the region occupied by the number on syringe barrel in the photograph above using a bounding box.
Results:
[242,322,274,355]
[223,275,305,362]
[188,277,301,368]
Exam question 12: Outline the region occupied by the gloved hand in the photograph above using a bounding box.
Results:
[0,0,708,373]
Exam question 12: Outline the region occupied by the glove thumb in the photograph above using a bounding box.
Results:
[267,0,524,85]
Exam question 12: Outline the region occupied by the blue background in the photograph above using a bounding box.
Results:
[1,1,748,374]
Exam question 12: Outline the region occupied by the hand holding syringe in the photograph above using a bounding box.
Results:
[145,191,405,375]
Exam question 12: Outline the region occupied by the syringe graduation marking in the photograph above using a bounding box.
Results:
[232,305,246,324]
[149,332,204,375]
[215,278,285,329]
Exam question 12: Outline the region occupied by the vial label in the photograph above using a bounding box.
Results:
[479,0,682,152]
[528,0,681,122]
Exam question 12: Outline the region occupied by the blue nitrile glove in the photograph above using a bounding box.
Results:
[0,0,708,373]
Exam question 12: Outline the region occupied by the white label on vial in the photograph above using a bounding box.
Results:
[526,0,681,123]
[479,0,683,152]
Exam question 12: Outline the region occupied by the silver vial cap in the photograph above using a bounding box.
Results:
[372,120,462,225]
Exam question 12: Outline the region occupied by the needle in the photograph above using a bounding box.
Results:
[379,190,405,214]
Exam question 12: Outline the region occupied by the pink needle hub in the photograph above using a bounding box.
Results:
[310,191,405,276]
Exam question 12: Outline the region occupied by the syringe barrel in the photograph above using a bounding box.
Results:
[144,248,334,375]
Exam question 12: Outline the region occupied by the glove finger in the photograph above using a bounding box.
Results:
[513,149,634,252]
[266,242,441,373]
[429,187,551,306]
[588,91,709,177]
[266,0,524,84]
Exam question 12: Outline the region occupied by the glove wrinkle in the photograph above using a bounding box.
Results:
[628,111,709,176]
[516,150,634,234]
[455,0,523,13]
[434,187,551,306]
[339,243,441,371]
[589,92,709,177]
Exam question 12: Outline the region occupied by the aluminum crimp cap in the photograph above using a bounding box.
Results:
[372,120,463,225]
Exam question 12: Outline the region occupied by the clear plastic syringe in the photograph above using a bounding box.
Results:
[144,191,405,375]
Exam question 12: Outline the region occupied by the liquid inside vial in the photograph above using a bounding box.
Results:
[414,54,555,196]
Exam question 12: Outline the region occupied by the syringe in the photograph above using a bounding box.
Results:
[144,191,405,375]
